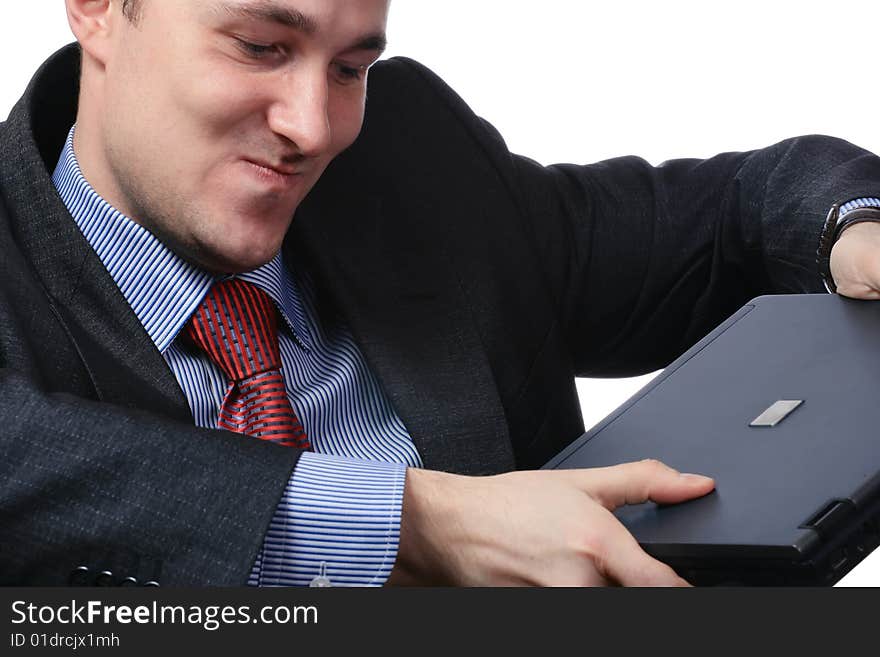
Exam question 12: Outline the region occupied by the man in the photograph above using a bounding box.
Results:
[2,0,880,587]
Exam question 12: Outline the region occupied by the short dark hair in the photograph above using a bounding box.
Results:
[122,0,141,21]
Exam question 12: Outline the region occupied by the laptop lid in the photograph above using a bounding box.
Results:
[544,294,880,584]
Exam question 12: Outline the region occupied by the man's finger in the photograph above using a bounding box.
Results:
[595,513,691,587]
[576,459,715,510]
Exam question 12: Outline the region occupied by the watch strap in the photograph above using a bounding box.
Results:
[834,206,880,241]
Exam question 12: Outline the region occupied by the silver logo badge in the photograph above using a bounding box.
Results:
[749,400,804,427]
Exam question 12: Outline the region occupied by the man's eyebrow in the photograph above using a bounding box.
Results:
[212,1,386,54]
[214,0,319,34]
[346,34,387,56]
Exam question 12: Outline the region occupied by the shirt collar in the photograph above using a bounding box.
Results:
[51,126,314,354]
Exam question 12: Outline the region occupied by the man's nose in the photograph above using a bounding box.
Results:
[267,68,332,158]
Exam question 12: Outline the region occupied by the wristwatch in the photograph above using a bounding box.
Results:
[816,202,880,293]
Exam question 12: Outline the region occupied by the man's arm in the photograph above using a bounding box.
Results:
[365,58,880,585]
[374,58,880,378]
[0,369,299,586]
[507,138,880,376]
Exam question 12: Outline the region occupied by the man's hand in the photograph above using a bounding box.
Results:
[387,459,715,586]
[830,221,880,299]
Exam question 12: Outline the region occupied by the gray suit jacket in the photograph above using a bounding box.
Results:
[2,44,879,585]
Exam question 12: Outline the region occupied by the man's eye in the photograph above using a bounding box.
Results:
[334,63,367,84]
[234,38,280,60]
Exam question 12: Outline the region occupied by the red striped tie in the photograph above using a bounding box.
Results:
[185,279,310,449]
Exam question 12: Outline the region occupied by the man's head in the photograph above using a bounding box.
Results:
[66,0,390,273]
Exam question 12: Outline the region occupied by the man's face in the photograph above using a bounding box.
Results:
[93,0,389,273]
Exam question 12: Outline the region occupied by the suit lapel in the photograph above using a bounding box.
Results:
[290,190,516,475]
[1,44,190,422]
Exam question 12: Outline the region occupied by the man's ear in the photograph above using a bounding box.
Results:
[65,0,118,65]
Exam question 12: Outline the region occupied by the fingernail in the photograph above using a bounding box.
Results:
[679,473,714,482]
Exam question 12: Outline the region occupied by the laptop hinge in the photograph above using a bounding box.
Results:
[851,470,880,508]
[799,499,856,538]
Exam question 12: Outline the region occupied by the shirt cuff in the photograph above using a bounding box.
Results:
[839,197,880,217]
[247,452,407,587]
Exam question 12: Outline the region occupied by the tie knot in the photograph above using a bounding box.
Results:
[186,279,282,381]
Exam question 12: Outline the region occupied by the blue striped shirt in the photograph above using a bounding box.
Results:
[52,127,422,587]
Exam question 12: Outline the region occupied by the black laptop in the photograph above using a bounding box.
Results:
[544,294,880,586]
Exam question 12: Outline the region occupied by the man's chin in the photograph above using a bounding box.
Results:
[182,238,284,275]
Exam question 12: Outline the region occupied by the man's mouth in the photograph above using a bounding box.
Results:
[241,158,305,190]
[244,158,300,176]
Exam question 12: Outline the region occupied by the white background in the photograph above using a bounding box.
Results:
[1,1,877,585]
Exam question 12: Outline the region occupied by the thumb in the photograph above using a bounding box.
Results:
[579,459,715,511]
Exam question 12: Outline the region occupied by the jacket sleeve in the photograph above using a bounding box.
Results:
[390,58,880,377]
[507,136,880,376]
[0,367,301,586]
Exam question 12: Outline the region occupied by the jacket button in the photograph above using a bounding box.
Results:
[143,580,160,587]
[95,570,115,586]
[68,566,90,587]
[119,576,139,587]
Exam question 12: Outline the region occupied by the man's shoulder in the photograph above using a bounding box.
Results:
[363,56,484,138]
[369,56,453,98]
[371,56,431,78]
